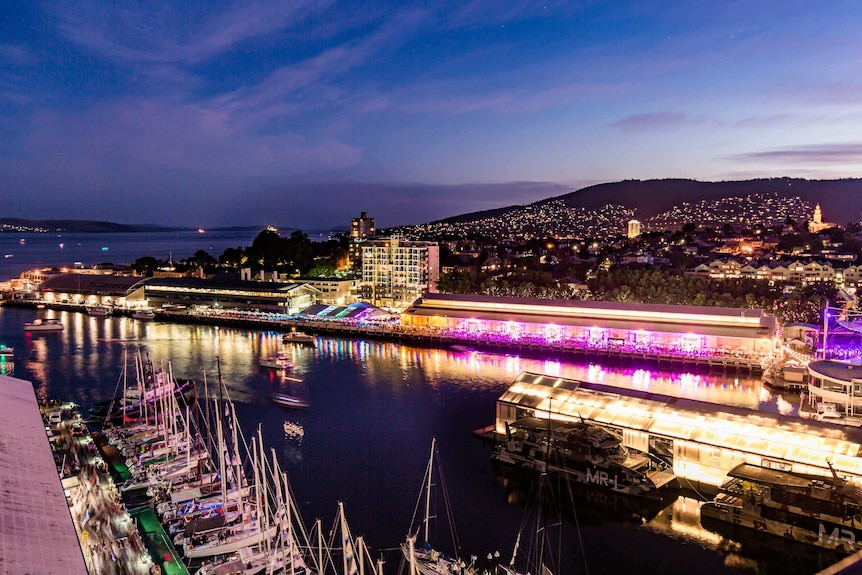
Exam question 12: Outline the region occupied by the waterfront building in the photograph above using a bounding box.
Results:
[144,275,320,314]
[38,272,150,307]
[492,372,862,489]
[402,292,777,356]
[627,219,641,239]
[361,237,440,312]
[349,211,376,272]
[293,277,358,306]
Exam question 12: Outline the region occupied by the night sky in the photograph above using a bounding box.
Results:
[1,1,860,228]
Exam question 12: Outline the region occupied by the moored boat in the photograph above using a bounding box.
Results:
[0,345,14,359]
[87,305,112,316]
[259,352,292,370]
[491,416,678,500]
[700,462,862,555]
[24,318,64,331]
[133,309,156,320]
[282,330,316,345]
[401,438,478,575]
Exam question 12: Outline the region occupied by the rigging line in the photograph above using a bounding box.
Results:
[681,475,710,503]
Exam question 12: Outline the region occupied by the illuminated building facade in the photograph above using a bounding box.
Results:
[627,219,641,238]
[362,238,440,312]
[402,292,777,356]
[39,273,149,307]
[143,276,320,314]
[807,359,862,415]
[349,211,376,271]
[809,203,838,233]
[494,372,862,488]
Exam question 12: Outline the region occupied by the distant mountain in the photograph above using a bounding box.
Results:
[434,178,862,226]
[0,218,189,233]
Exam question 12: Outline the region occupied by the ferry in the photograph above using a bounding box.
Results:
[700,462,862,555]
[491,416,678,500]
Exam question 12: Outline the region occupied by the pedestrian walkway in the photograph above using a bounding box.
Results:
[44,399,187,575]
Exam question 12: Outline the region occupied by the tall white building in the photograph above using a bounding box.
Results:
[627,219,641,239]
[361,237,440,311]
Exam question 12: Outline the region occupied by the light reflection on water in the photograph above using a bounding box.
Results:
[0,305,822,575]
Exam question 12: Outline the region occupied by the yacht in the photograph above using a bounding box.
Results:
[0,345,14,359]
[492,416,678,500]
[701,462,862,554]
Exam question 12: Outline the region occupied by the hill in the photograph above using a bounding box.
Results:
[434,178,862,226]
[0,218,189,233]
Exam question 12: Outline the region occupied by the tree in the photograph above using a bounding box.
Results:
[133,256,161,276]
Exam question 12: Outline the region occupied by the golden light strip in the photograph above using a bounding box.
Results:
[429,298,764,326]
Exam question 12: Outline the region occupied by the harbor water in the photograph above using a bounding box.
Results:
[0,304,842,575]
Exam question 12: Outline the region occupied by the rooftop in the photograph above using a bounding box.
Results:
[0,375,87,575]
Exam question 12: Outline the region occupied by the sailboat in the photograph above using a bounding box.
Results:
[402,438,477,575]
[498,411,588,575]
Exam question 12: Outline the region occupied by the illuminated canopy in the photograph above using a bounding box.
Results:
[497,372,862,482]
[404,293,777,339]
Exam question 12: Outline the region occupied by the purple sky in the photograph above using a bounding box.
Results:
[1,1,860,228]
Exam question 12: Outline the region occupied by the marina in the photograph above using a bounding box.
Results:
[0,304,859,575]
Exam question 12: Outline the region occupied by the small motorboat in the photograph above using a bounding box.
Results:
[282,331,316,345]
[270,392,310,409]
[132,309,156,320]
[87,306,111,317]
[24,318,64,332]
[259,353,292,370]
[0,345,14,359]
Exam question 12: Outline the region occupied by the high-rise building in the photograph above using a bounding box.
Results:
[349,212,376,271]
[627,219,641,239]
[361,237,439,311]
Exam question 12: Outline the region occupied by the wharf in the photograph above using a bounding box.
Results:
[3,300,766,374]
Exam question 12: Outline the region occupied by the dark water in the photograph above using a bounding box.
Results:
[0,229,334,279]
[0,230,259,278]
[0,306,841,575]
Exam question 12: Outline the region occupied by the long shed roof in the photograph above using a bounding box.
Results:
[0,375,88,575]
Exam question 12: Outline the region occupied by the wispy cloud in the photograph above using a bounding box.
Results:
[444,0,573,28]
[730,142,862,164]
[609,112,703,132]
[54,0,331,65]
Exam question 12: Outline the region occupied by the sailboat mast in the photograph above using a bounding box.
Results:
[424,438,435,544]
